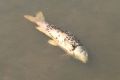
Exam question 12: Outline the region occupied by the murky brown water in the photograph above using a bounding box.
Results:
[0,0,120,80]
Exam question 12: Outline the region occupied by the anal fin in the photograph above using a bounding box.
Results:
[48,40,58,46]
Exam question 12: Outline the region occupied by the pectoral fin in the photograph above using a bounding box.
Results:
[48,40,58,46]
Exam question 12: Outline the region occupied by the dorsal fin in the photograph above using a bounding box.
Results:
[36,11,45,22]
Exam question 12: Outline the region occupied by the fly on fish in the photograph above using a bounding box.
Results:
[24,11,88,63]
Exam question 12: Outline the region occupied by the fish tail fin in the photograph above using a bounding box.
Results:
[24,11,45,23]
[24,15,36,23]
[36,11,45,22]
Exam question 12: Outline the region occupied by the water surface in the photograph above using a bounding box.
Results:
[0,0,120,80]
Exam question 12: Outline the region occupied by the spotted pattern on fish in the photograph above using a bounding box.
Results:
[46,24,64,32]
[46,24,83,51]
[24,11,88,63]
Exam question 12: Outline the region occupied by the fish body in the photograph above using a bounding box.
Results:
[24,11,88,63]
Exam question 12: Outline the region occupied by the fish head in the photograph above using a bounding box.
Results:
[73,46,88,63]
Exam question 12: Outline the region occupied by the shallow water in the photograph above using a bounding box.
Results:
[0,0,120,80]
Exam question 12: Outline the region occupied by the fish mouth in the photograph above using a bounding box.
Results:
[80,56,88,63]
[73,46,88,63]
[74,54,88,63]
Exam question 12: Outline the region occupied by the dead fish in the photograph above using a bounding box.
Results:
[24,11,88,63]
